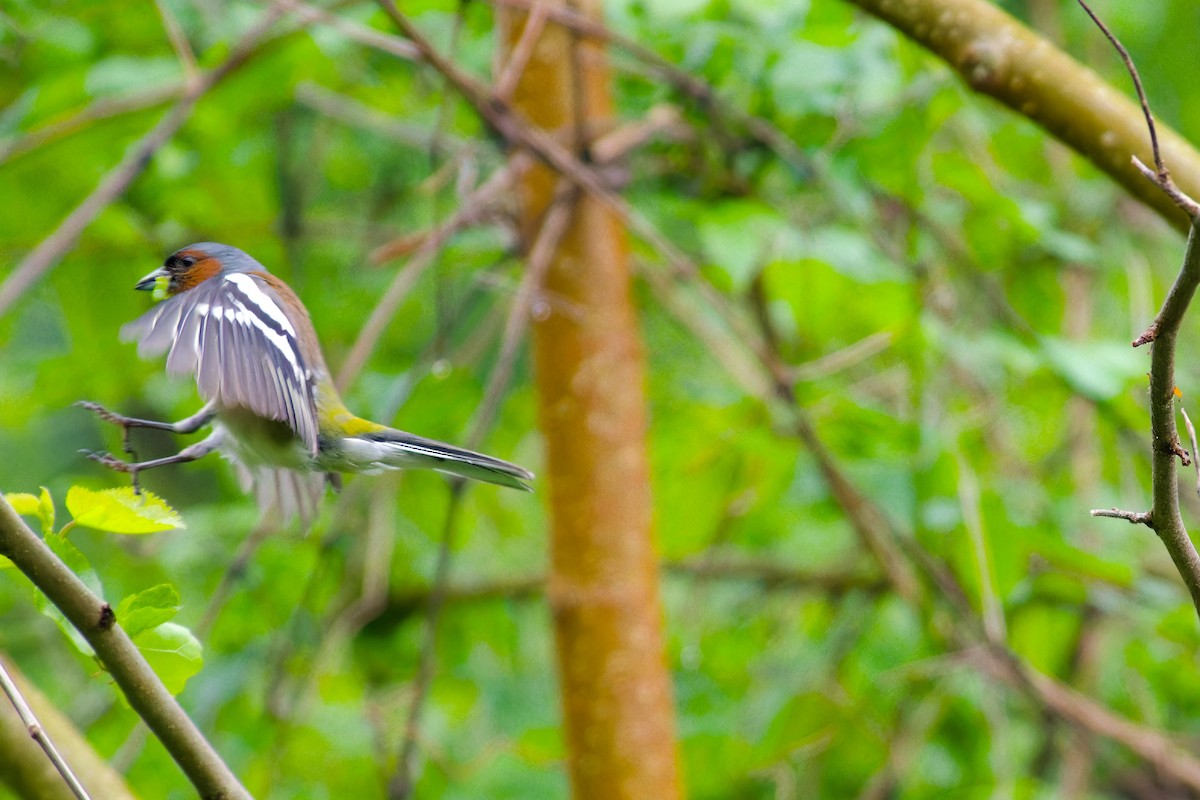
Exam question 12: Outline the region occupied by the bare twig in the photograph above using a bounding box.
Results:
[494,2,550,104]
[1089,508,1153,526]
[0,659,92,800]
[153,0,200,86]
[388,482,466,800]
[469,180,576,445]
[486,0,811,174]
[1075,1,1200,619]
[974,644,1200,789]
[277,0,419,60]
[1074,0,1199,220]
[1073,1,1158,173]
[0,84,183,165]
[336,158,523,391]
[387,179,575,799]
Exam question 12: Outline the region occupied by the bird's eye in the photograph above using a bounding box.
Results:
[180,256,196,268]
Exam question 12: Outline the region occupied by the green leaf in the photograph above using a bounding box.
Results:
[1037,335,1145,402]
[5,492,39,516]
[34,533,103,657]
[66,486,185,534]
[38,486,55,536]
[4,487,54,536]
[115,584,181,639]
[133,623,203,695]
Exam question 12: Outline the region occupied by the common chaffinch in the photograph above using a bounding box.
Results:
[83,242,533,523]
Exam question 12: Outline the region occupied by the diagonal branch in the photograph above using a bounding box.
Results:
[0,659,91,799]
[846,0,1200,231]
[0,497,251,800]
[0,3,289,318]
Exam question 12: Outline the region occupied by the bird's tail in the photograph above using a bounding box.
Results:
[366,428,534,491]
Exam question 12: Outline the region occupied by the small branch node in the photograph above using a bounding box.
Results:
[1090,508,1154,527]
[1132,322,1157,347]
[1131,156,1200,219]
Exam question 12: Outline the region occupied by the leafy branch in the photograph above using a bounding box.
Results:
[0,489,247,800]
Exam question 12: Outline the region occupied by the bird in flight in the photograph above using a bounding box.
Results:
[83,242,533,524]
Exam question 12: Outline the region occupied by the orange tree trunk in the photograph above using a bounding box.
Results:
[497,4,683,798]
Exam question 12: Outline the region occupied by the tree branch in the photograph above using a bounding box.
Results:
[0,497,251,800]
[0,655,137,800]
[846,0,1200,231]
[1141,221,1200,617]
[0,658,90,799]
[0,3,288,318]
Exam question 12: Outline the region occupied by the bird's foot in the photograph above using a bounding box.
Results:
[76,401,138,459]
[80,450,142,494]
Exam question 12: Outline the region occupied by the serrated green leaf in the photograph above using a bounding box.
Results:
[116,584,181,639]
[66,486,185,534]
[134,623,203,695]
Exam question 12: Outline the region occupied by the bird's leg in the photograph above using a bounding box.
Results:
[84,431,223,495]
[77,400,217,435]
[77,400,217,461]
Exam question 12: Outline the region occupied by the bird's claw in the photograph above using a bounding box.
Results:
[81,450,134,473]
[77,401,137,458]
[81,449,143,494]
[76,400,131,428]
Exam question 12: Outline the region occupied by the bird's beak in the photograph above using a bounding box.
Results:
[134,267,169,291]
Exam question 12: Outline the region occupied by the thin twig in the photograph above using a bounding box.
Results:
[1075,1,1199,219]
[468,180,576,447]
[1183,406,1200,499]
[0,84,183,165]
[1090,508,1153,526]
[278,0,419,59]
[485,0,811,175]
[0,3,288,318]
[494,1,550,104]
[1074,0,1159,174]
[386,179,575,798]
[0,659,92,800]
[153,0,200,86]
[388,481,466,800]
[1076,1,1200,618]
[336,159,522,391]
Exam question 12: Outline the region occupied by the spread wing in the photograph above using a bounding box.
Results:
[121,272,320,455]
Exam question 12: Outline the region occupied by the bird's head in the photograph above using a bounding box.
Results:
[135,243,267,298]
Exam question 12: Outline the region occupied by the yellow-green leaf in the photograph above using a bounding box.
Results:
[5,492,39,516]
[66,486,185,534]
[37,487,55,535]
[5,487,54,536]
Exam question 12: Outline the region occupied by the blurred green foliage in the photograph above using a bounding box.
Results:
[4,0,1200,797]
